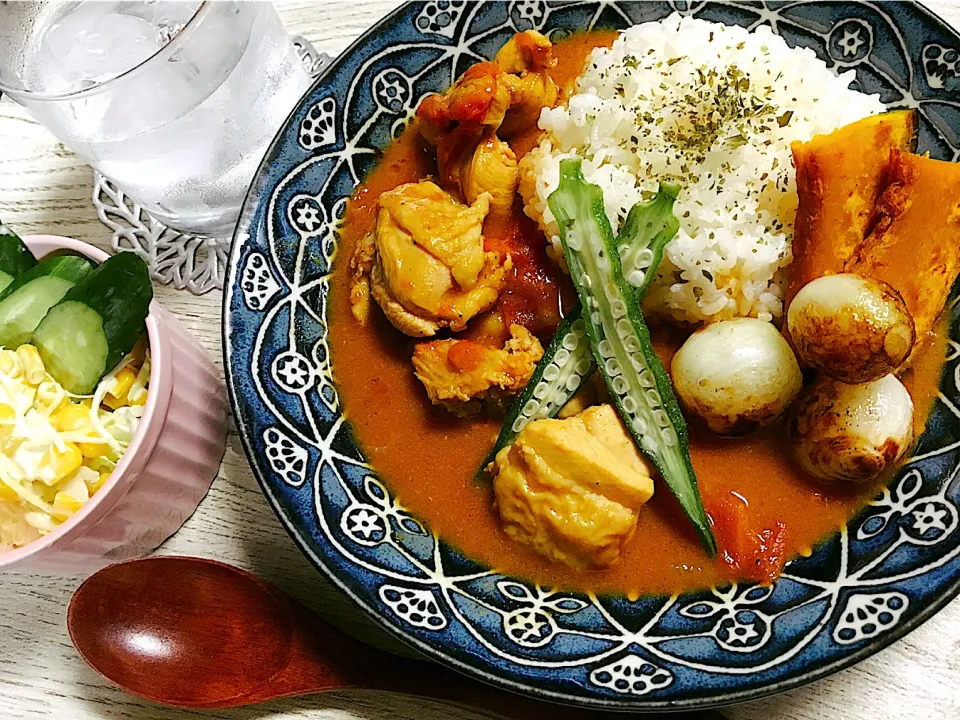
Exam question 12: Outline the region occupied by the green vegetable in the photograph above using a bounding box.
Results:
[0,255,95,348]
[0,223,38,279]
[615,182,680,298]
[33,302,109,396]
[479,305,593,475]
[547,158,716,556]
[33,252,152,394]
[0,271,14,295]
[480,181,682,477]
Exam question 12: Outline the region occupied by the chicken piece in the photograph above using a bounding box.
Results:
[375,203,456,315]
[460,129,519,215]
[417,62,512,145]
[495,30,555,74]
[496,31,558,138]
[413,324,544,416]
[351,181,511,337]
[786,110,916,308]
[349,231,377,324]
[491,404,654,569]
[418,62,512,191]
[845,149,960,338]
[378,181,488,290]
[417,31,557,187]
[440,253,512,326]
[368,252,511,337]
[499,73,559,138]
[369,261,442,337]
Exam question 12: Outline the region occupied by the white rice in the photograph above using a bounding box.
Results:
[520,14,885,325]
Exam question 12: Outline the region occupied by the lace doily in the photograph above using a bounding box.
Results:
[93,35,330,295]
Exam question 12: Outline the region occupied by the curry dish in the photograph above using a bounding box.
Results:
[329,25,957,597]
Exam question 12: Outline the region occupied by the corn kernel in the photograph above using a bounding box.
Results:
[88,472,111,494]
[52,491,84,517]
[78,440,108,459]
[43,443,83,484]
[53,404,91,432]
[0,403,16,443]
[53,405,106,457]
[0,349,21,377]
[15,345,45,385]
[104,367,137,409]
[0,482,19,502]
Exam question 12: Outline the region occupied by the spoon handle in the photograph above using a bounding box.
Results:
[264,587,720,720]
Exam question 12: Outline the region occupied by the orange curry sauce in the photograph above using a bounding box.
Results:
[329,31,947,598]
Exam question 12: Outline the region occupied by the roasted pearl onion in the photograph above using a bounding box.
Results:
[787,273,915,384]
[671,318,802,436]
[788,374,914,484]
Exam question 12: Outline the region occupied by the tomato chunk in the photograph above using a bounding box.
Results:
[706,492,789,584]
[486,214,565,340]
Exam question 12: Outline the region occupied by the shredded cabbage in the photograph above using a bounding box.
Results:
[0,344,149,550]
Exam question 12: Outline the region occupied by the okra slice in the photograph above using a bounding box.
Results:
[548,158,716,556]
[615,182,680,298]
[481,177,682,476]
[478,305,593,474]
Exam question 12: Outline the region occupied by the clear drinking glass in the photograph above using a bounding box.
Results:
[0,1,312,235]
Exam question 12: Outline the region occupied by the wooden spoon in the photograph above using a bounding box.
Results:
[67,556,718,718]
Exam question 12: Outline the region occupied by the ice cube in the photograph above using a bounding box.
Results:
[42,6,161,92]
[132,0,201,44]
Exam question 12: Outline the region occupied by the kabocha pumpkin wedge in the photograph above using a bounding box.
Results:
[845,149,960,338]
[787,110,916,305]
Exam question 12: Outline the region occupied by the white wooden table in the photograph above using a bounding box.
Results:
[1,2,959,719]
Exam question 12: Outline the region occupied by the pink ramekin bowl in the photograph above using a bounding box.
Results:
[0,235,227,574]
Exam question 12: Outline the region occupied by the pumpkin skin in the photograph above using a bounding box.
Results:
[845,149,960,339]
[786,109,916,308]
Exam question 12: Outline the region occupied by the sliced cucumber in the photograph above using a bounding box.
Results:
[0,224,37,278]
[33,302,109,395]
[0,254,94,303]
[34,252,152,394]
[0,256,95,348]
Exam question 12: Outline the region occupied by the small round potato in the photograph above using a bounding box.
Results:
[787,274,915,384]
[671,318,803,436]
[788,374,914,484]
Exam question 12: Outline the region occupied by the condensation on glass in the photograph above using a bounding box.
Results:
[0,2,312,235]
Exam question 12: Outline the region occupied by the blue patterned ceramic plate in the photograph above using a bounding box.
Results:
[224,1,960,710]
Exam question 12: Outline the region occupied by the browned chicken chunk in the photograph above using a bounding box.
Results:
[415,31,557,204]
[495,30,558,138]
[460,129,519,215]
[412,324,543,417]
[491,405,655,569]
[416,62,511,146]
[350,181,511,336]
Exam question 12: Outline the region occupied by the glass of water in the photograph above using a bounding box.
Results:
[0,1,312,235]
